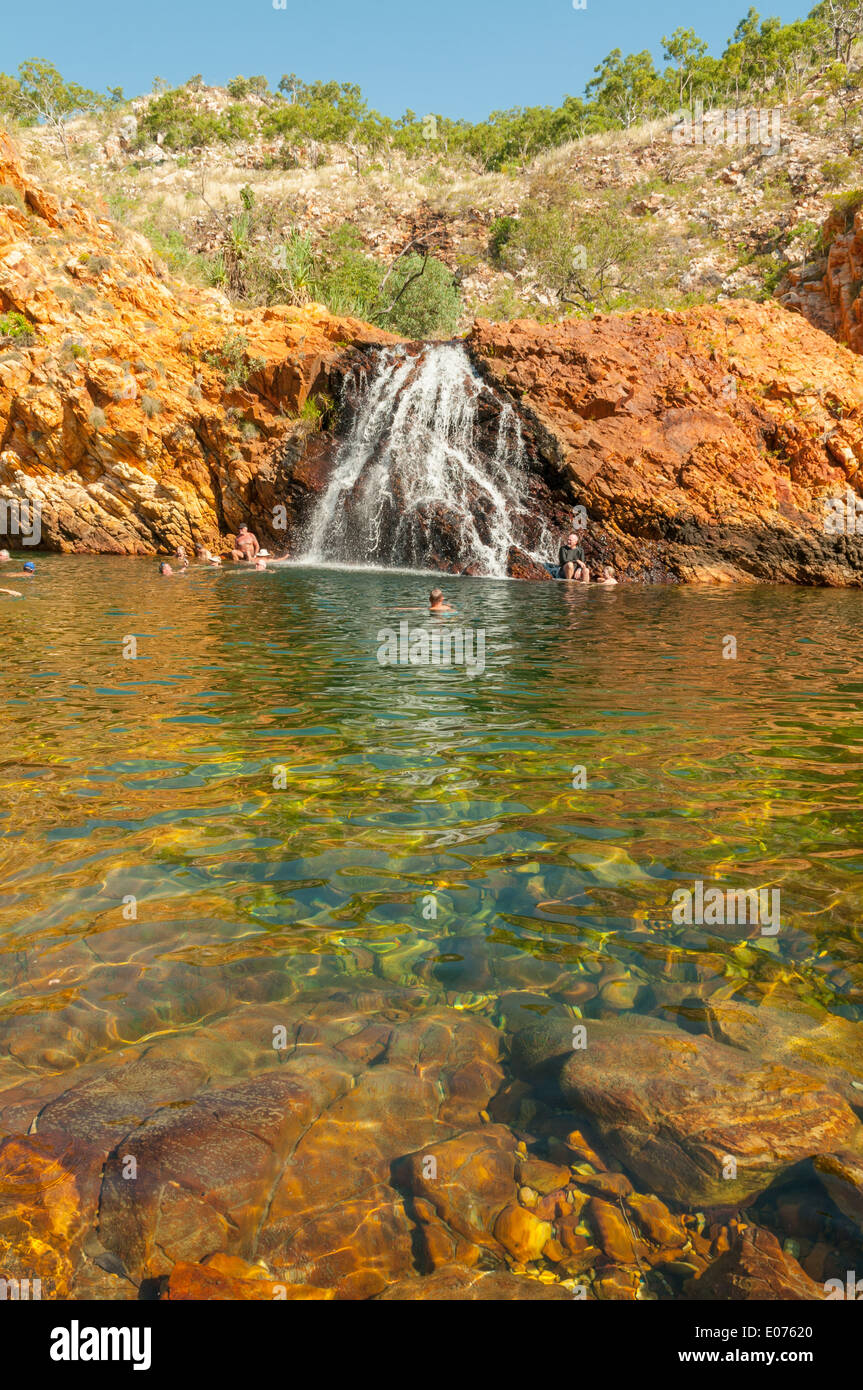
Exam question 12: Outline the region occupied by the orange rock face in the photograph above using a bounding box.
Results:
[781,203,863,354]
[0,133,395,554]
[470,304,863,583]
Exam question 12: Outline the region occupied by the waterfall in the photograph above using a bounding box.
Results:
[299,344,553,576]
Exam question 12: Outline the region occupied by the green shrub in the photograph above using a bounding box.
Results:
[829,187,863,228]
[822,156,856,187]
[135,88,246,150]
[316,227,461,336]
[140,393,162,417]
[496,202,660,312]
[88,406,107,429]
[203,332,264,390]
[0,310,34,344]
[489,216,518,266]
[376,254,461,338]
[299,396,323,428]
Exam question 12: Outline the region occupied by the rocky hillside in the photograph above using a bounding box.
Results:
[12,75,861,329]
[0,133,396,553]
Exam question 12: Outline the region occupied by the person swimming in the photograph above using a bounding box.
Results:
[174,546,190,570]
[394,586,456,615]
[159,562,174,576]
[0,550,10,563]
[597,565,618,586]
[3,561,36,579]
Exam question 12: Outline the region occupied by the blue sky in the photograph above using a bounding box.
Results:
[6,0,811,121]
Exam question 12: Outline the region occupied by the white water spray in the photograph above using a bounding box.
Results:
[300,344,552,576]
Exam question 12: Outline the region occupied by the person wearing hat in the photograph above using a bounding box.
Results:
[4,561,36,578]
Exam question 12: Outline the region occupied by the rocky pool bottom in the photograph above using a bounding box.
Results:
[3,975,863,1301]
[1,561,862,1299]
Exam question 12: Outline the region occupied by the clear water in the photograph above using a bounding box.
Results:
[3,560,862,1031]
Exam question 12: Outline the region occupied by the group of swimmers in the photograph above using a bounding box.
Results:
[2,525,619,598]
[160,525,271,577]
[0,550,36,598]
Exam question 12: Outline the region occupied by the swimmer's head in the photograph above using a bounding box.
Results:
[603,565,615,578]
[0,550,9,561]
[429,588,444,604]
[159,562,173,576]
[22,561,35,573]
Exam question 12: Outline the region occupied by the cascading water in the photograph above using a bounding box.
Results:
[300,343,553,576]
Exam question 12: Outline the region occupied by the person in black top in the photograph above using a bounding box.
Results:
[558,531,590,582]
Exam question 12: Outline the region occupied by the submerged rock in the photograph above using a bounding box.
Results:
[813,1151,863,1232]
[684,1225,824,1300]
[399,1125,517,1265]
[378,1265,572,1299]
[558,1017,860,1206]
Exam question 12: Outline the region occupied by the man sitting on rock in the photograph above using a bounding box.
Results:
[231,525,260,563]
[558,532,589,582]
